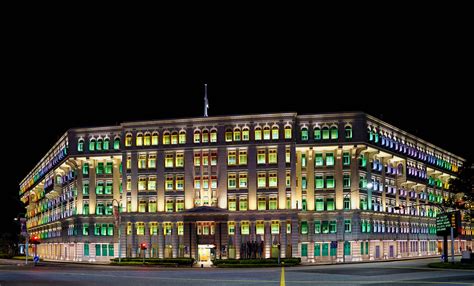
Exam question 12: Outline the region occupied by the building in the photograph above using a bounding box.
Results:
[19,112,473,264]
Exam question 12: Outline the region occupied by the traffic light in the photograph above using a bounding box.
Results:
[30,235,41,245]
[140,242,147,250]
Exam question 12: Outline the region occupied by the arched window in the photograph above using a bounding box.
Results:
[242,127,250,141]
[89,138,96,151]
[202,129,209,143]
[284,125,292,139]
[125,133,132,147]
[96,138,103,150]
[330,126,338,139]
[77,138,84,152]
[113,137,120,150]
[254,126,262,140]
[263,126,271,140]
[163,131,170,145]
[345,125,352,139]
[210,129,217,143]
[151,132,159,145]
[144,132,151,146]
[322,127,330,140]
[225,129,233,142]
[301,127,308,141]
[136,133,143,146]
[171,131,178,144]
[179,130,186,144]
[271,125,279,140]
[233,127,241,141]
[313,127,321,140]
[103,138,110,150]
[194,130,201,143]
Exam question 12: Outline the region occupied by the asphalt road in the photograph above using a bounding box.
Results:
[0,258,473,286]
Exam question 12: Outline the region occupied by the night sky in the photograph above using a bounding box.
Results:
[2,28,472,238]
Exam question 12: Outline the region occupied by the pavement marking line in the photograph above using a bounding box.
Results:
[280,266,285,286]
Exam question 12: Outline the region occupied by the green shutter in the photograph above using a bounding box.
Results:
[314,243,321,256]
[108,244,114,256]
[95,244,101,256]
[84,243,89,256]
[301,244,308,257]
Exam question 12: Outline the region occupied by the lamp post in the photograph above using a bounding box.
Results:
[112,199,122,263]
[14,213,28,265]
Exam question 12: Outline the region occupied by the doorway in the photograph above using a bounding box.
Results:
[198,244,215,266]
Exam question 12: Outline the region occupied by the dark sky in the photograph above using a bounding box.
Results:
[2,23,472,237]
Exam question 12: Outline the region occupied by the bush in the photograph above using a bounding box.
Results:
[0,254,13,259]
[110,258,194,266]
[212,258,300,267]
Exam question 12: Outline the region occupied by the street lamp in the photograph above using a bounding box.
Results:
[112,199,122,263]
[13,213,28,265]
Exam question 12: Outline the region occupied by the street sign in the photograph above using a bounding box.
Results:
[34,256,39,263]
[436,211,461,237]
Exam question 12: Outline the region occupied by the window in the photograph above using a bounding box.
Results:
[254,127,262,140]
[284,125,292,139]
[343,152,351,165]
[315,153,323,166]
[210,129,217,143]
[326,176,335,188]
[344,197,351,210]
[136,222,145,235]
[125,133,132,147]
[286,148,291,163]
[202,152,209,165]
[256,221,265,234]
[315,198,324,211]
[233,128,241,141]
[345,126,352,139]
[105,162,113,174]
[163,131,170,145]
[138,177,146,191]
[271,221,280,234]
[83,163,89,175]
[175,153,184,167]
[151,132,158,145]
[210,152,217,165]
[326,153,334,166]
[329,220,337,233]
[322,127,330,140]
[326,198,335,211]
[269,173,278,188]
[176,200,184,212]
[165,154,174,168]
[96,182,104,194]
[143,133,151,146]
[301,153,306,167]
[194,176,201,189]
[105,181,113,194]
[263,126,270,140]
[314,221,321,234]
[83,182,89,195]
[242,127,249,141]
[83,223,89,235]
[257,173,266,188]
[314,127,321,140]
[114,138,120,150]
[359,155,367,167]
[286,172,291,188]
[269,149,277,164]
[202,130,209,143]
[228,174,237,189]
[239,197,248,211]
[176,175,184,190]
[171,132,178,144]
[228,197,236,211]
[301,221,308,234]
[178,131,186,144]
[330,126,338,139]
[271,126,279,140]
[301,127,308,141]
[148,153,156,169]
[97,162,104,174]
[149,200,157,212]
[228,221,235,235]
[148,176,156,190]
[136,133,143,146]
[194,130,201,143]
[166,200,174,212]
[360,197,368,210]
[83,203,89,215]
[258,197,266,210]
[126,155,131,170]
[165,176,174,191]
[257,149,266,164]
[96,138,103,151]
[227,150,236,165]
[269,197,278,210]
[343,174,351,188]
[126,177,131,191]
[239,150,247,165]
[211,176,217,189]
[315,176,324,189]
[235,173,246,188]
[138,200,146,212]
[89,139,96,151]
[314,243,321,257]
[241,221,250,235]
[78,139,84,152]
[96,203,105,215]
[178,222,184,235]
[225,129,233,142]
[345,219,351,233]
[194,153,201,166]
[322,221,329,234]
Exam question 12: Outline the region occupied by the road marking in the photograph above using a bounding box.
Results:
[280,266,285,286]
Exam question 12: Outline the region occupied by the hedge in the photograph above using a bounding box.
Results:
[110,258,194,266]
[212,258,300,267]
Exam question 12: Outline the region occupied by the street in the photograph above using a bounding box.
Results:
[0,258,473,286]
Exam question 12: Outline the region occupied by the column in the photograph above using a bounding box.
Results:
[172,222,178,258]
[307,148,315,211]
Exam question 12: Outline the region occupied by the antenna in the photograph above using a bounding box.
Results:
[204,83,209,117]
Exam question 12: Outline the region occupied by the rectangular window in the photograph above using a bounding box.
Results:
[176,200,184,212]
[105,162,113,174]
[239,150,247,165]
[165,154,174,168]
[176,175,184,191]
[228,197,236,211]
[284,127,292,139]
[148,201,157,212]
[315,176,324,189]
[256,221,265,235]
[166,200,174,212]
[227,150,236,165]
[239,197,248,211]
[165,176,174,191]
[139,200,147,212]
[96,162,104,174]
[175,153,184,167]
[138,177,146,191]
[286,172,291,188]
[95,244,101,256]
[322,243,329,256]
[344,219,351,233]
[136,223,145,235]
[315,198,324,211]
[233,130,241,141]
[329,221,337,233]
[194,153,201,167]
[322,128,330,140]
[210,152,217,166]
[271,220,280,234]
[210,131,217,143]
[314,243,321,257]
[258,197,266,210]
[239,173,247,188]
[83,182,89,195]
[108,244,114,256]
[211,176,217,189]
[96,182,104,194]
[126,155,131,170]
[314,221,321,234]
[301,244,308,257]
[326,198,335,211]
[94,224,101,236]
[84,243,89,256]
[269,197,278,210]
[326,153,334,166]
[315,153,324,166]
[343,197,351,210]
[326,176,335,188]
[83,223,89,235]
[105,181,113,194]
[343,174,351,188]
[343,152,351,166]
[228,174,237,189]
[285,148,291,163]
[301,153,306,168]
[148,154,156,169]
[194,176,201,189]
[269,173,278,188]
[241,221,250,235]
[257,149,266,164]
[97,204,105,216]
[202,152,209,166]
[83,203,89,215]
[268,149,277,164]
[149,223,158,235]
[148,177,156,191]
[178,222,184,235]
[301,221,308,234]
[257,173,266,188]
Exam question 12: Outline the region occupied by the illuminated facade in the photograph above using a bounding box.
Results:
[19,112,472,264]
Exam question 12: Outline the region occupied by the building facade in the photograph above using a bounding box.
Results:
[19,112,472,264]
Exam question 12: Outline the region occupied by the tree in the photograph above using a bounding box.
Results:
[446,160,473,212]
